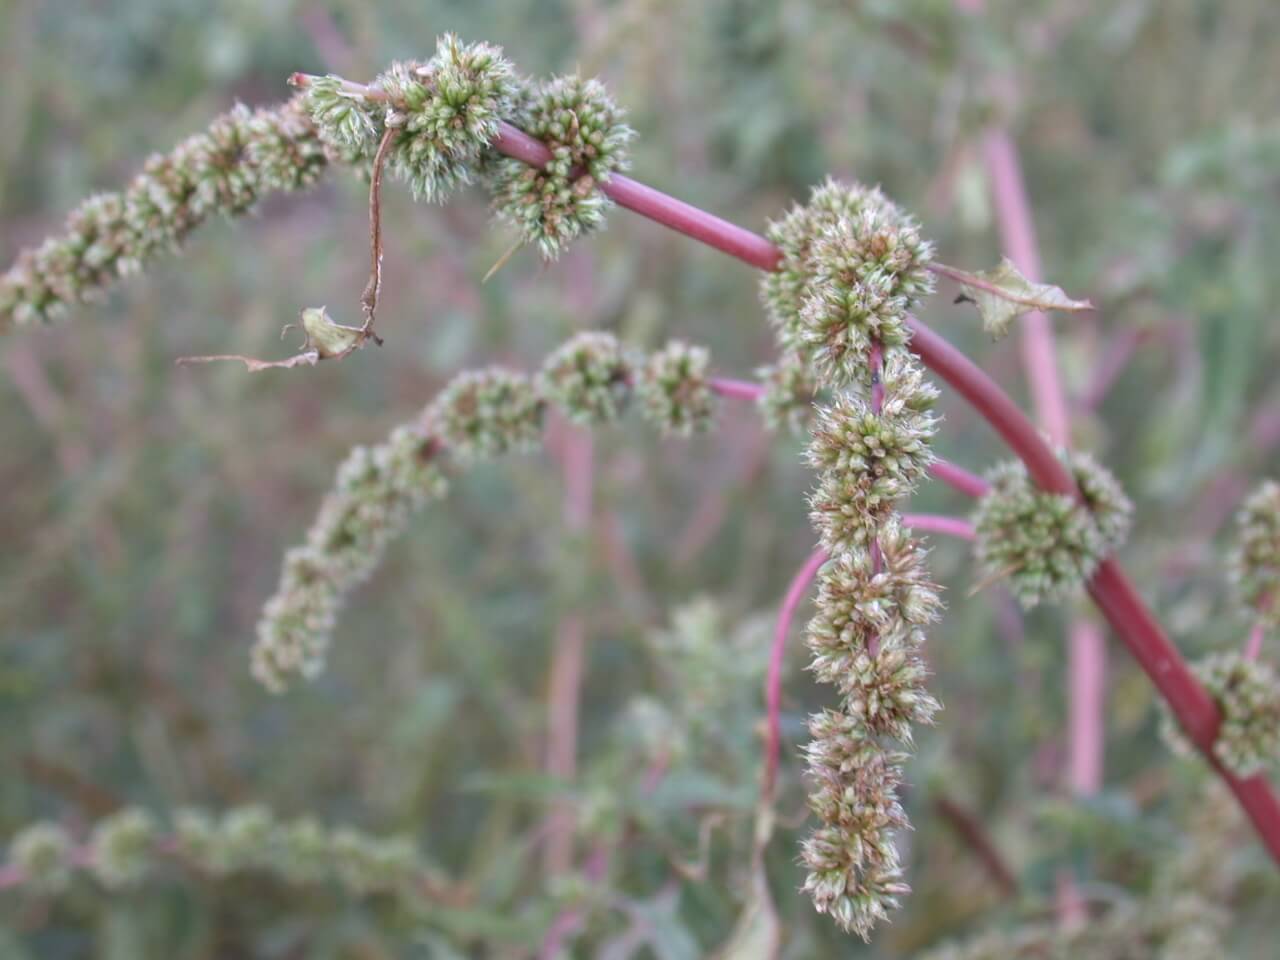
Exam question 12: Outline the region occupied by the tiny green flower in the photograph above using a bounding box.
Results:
[972,450,1132,608]
[1228,480,1280,626]
[89,809,157,889]
[638,340,718,436]
[489,73,634,259]
[425,367,545,462]
[538,330,637,425]
[8,822,75,894]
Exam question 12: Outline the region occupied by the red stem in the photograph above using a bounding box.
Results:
[901,513,976,542]
[762,548,827,801]
[495,122,782,271]
[930,458,991,499]
[484,117,1280,863]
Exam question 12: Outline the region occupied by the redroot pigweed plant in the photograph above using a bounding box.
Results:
[3,32,1280,954]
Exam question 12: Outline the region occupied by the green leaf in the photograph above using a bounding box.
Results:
[938,258,1093,340]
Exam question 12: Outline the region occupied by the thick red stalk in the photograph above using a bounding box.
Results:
[484,118,1280,863]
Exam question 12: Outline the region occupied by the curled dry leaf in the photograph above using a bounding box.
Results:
[175,307,366,372]
[933,258,1093,340]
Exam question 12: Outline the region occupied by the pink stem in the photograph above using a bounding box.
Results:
[762,548,828,801]
[1068,620,1106,794]
[930,458,991,498]
[1245,624,1265,661]
[543,421,594,876]
[0,865,22,891]
[708,376,765,401]
[495,122,781,272]
[901,513,976,541]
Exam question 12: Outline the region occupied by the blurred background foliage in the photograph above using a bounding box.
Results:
[2,0,1280,955]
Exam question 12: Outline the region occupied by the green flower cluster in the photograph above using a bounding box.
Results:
[756,351,819,435]
[807,353,938,552]
[5,805,437,902]
[6,823,74,893]
[489,74,634,259]
[425,367,546,463]
[972,451,1132,608]
[1228,479,1280,627]
[761,178,934,386]
[537,331,639,426]
[254,333,721,692]
[252,426,450,693]
[761,181,943,939]
[638,339,718,436]
[0,98,327,329]
[303,34,523,201]
[89,809,158,889]
[1162,653,1280,778]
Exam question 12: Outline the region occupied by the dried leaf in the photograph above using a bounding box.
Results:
[300,305,367,358]
[175,307,368,371]
[938,258,1093,340]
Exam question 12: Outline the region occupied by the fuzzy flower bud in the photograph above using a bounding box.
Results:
[425,367,545,462]
[1,97,327,329]
[1228,480,1280,626]
[761,178,933,387]
[800,711,911,940]
[638,340,718,436]
[489,74,634,259]
[331,829,420,895]
[972,450,1132,608]
[303,35,522,201]
[88,809,157,889]
[806,355,939,551]
[1162,653,1280,778]
[7,822,74,894]
[756,351,819,434]
[538,330,637,425]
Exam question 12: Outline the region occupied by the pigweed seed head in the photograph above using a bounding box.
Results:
[0,98,326,329]
[638,340,718,436]
[806,356,938,553]
[425,367,545,462]
[303,35,523,201]
[253,426,448,693]
[1228,479,1280,626]
[7,822,74,894]
[762,178,933,386]
[489,73,634,259]
[972,450,1132,608]
[538,330,637,425]
[756,351,819,434]
[1162,653,1280,778]
[88,809,157,890]
[765,180,943,938]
